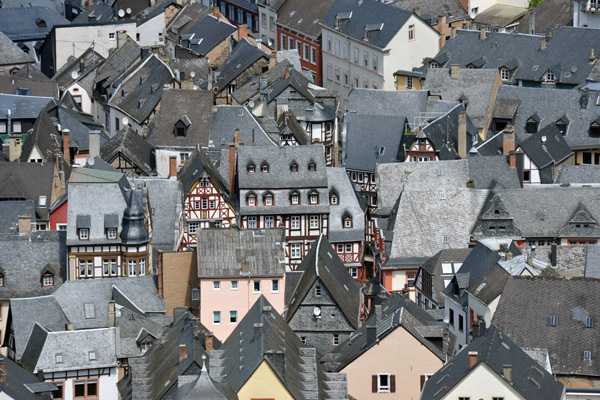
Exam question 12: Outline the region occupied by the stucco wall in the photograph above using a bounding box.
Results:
[442,363,524,400]
[238,360,294,400]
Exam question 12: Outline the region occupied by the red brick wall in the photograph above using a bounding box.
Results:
[277,26,323,86]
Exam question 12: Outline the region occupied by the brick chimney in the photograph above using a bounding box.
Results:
[458,110,467,158]
[238,24,248,41]
[229,144,236,195]
[18,215,31,234]
[450,64,460,80]
[502,124,515,155]
[205,333,214,352]
[88,130,101,159]
[469,351,478,368]
[269,50,277,68]
[62,129,71,164]
[169,156,177,177]
[108,300,116,327]
[179,344,187,360]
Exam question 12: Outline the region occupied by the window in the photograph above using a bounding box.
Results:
[102,259,117,277]
[304,44,309,61]
[281,34,287,50]
[430,61,439,69]
[334,66,340,83]
[308,162,316,172]
[310,215,319,229]
[556,119,568,135]
[500,67,509,81]
[296,40,302,56]
[363,78,369,88]
[270,16,275,31]
[213,281,220,290]
[526,118,538,133]
[247,194,257,207]
[372,55,378,72]
[351,268,358,278]
[265,216,274,228]
[407,272,415,288]
[109,32,115,40]
[587,317,593,328]
[545,70,556,82]
[180,152,190,163]
[343,70,349,86]
[191,288,199,301]
[79,259,93,278]
[345,243,352,253]
[301,337,307,344]
[326,63,332,80]
[230,311,237,324]
[344,217,352,228]
[353,74,359,88]
[290,243,301,258]
[290,162,298,172]
[449,308,455,326]
[107,227,117,239]
[202,198,208,209]
[550,315,558,326]
[333,334,340,345]
[209,200,215,209]
[84,303,95,319]
[363,51,369,67]
[88,351,96,361]
[247,216,257,228]
[264,193,274,206]
[330,193,338,205]
[343,43,348,59]
[42,273,54,287]
[590,122,600,138]
[272,279,279,292]
[311,47,317,64]
[0,273,4,287]
[290,192,300,205]
[213,311,221,324]
[74,379,97,398]
[289,37,294,50]
[315,285,322,296]
[128,259,137,276]
[55,353,63,363]
[309,192,319,205]
[353,47,359,63]
[458,314,464,332]
[408,24,415,41]
[262,12,267,28]
[39,195,47,207]
[375,374,395,393]
[188,222,199,234]
[231,280,238,290]
[261,163,269,173]
[79,228,89,240]
[253,280,261,293]
[291,216,300,229]
[406,76,413,89]
[247,164,256,173]
[52,381,64,399]
[334,39,340,56]
[584,351,592,360]
[327,36,332,52]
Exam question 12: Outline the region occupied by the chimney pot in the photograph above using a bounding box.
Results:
[502,124,515,156]
[450,27,456,38]
[469,351,478,368]
[179,344,187,360]
[540,37,547,51]
[238,24,248,42]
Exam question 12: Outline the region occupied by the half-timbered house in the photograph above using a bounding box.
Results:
[237,145,329,270]
[177,149,237,248]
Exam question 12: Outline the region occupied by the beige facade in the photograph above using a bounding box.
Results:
[158,251,198,317]
[441,363,526,400]
[342,325,443,400]
[237,360,294,400]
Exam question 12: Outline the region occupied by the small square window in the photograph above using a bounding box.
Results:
[231,280,238,290]
[55,353,63,363]
[109,32,115,40]
[84,303,95,319]
[191,288,199,301]
[253,280,261,293]
[377,374,391,393]
[230,311,237,324]
[585,350,592,360]
[301,337,307,344]
[213,311,221,324]
[315,285,322,296]
[213,281,220,290]
[272,279,279,292]
[79,228,89,240]
[88,351,96,361]
[107,227,117,239]
[43,273,54,287]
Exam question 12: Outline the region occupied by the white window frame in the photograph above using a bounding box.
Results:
[107,227,117,239]
[290,243,301,258]
[79,228,89,240]
[310,215,319,229]
[43,274,54,286]
[213,281,220,290]
[290,216,300,229]
[406,76,413,89]
[231,280,239,290]
[191,288,200,301]
[500,67,509,81]
[272,279,279,293]
[213,311,221,325]
[265,216,274,228]
[188,222,199,234]
[109,32,115,40]
[230,310,237,324]
[377,373,391,393]
[253,280,261,293]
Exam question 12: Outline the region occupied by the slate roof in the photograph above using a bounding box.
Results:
[584,245,600,279]
[518,123,573,171]
[0,94,54,119]
[322,292,445,372]
[210,105,276,147]
[326,168,365,244]
[215,39,268,91]
[101,127,155,175]
[432,27,600,86]
[286,235,362,329]
[343,113,405,172]
[423,68,499,131]
[177,14,236,56]
[165,1,211,44]
[473,4,527,27]
[492,277,600,377]
[387,188,489,259]
[0,76,58,97]
[175,367,237,400]
[0,355,56,400]
[52,47,105,91]
[466,264,509,305]
[0,200,36,233]
[0,6,69,41]
[72,1,115,24]
[170,58,210,89]
[321,0,414,50]
[376,157,519,216]
[0,230,65,299]
[493,85,600,149]
[556,165,600,184]
[0,31,35,66]
[109,54,174,125]
[420,248,472,308]
[148,89,213,148]
[515,0,572,37]
[196,228,285,278]
[210,295,348,399]
[94,37,141,92]
[389,0,468,24]
[19,104,60,163]
[276,111,310,145]
[0,162,55,221]
[421,324,565,400]
[276,0,336,39]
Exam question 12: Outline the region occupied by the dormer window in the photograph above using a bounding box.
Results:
[247,193,257,207]
[556,118,568,135]
[309,191,319,205]
[79,228,89,240]
[500,67,509,81]
[261,163,269,173]
[174,115,191,138]
[247,163,256,173]
[290,191,300,205]
[39,196,47,208]
[264,193,274,206]
[590,121,600,138]
[290,162,298,172]
[0,273,4,287]
[330,192,338,205]
[430,61,439,69]
[545,70,556,82]
[308,162,316,172]
[107,227,117,239]
[526,117,538,133]
[42,272,54,287]
[344,216,352,228]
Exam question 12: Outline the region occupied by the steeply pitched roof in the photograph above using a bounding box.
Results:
[177,14,236,56]
[0,200,36,233]
[518,123,573,171]
[388,0,467,24]
[101,127,154,175]
[0,163,56,221]
[286,235,362,329]
[493,277,600,377]
[0,31,35,66]
[210,105,276,147]
[1,355,57,400]
[326,168,365,244]
[584,245,600,279]
[215,39,268,91]
[52,47,105,90]
[109,54,174,124]
[0,6,69,41]
[321,0,415,49]
[472,4,527,28]
[94,37,141,90]
[178,148,232,196]
[19,103,61,163]
[421,324,565,400]
[0,94,54,119]
[196,228,286,278]
[0,76,58,97]
[515,0,573,37]
[556,165,600,185]
[276,0,336,39]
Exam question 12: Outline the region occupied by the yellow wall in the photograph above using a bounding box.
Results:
[395,75,424,91]
[238,360,295,400]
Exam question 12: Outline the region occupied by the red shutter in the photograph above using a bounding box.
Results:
[372,375,377,393]
[420,375,426,390]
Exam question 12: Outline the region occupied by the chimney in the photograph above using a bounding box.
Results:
[0,357,5,385]
[363,26,368,42]
[528,10,535,34]
[18,215,31,234]
[450,27,456,38]
[234,129,241,146]
[590,48,596,64]
[117,30,128,49]
[284,67,291,79]
[502,124,515,155]
[229,144,236,195]
[179,344,187,361]
[259,76,268,91]
[458,110,467,158]
[450,64,460,80]
[9,136,22,162]
[375,304,382,323]
[87,0,92,8]
[169,156,177,177]
[256,38,262,51]
[108,300,116,327]
[66,322,75,331]
[503,364,512,383]
[63,129,71,164]
[241,260,249,273]
[469,351,478,368]
[88,130,101,159]
[530,245,536,260]
[480,28,486,41]
[238,24,248,41]
[205,333,214,352]
[269,50,277,69]
[540,37,546,51]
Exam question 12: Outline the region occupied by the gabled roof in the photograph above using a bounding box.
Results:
[0,93,54,120]
[94,37,141,90]
[109,54,174,124]
[72,1,115,24]
[215,39,268,91]
[276,111,310,145]
[321,0,416,49]
[0,162,55,221]
[420,103,478,160]
[515,0,572,37]
[388,0,467,24]
[178,148,232,196]
[556,165,600,185]
[165,2,211,43]
[100,127,154,175]
[420,248,472,308]
[276,0,336,39]
[52,47,105,90]
[0,75,58,97]
[177,14,236,56]
[210,105,276,147]
[493,277,600,377]
[196,228,285,278]
[0,355,56,400]
[518,123,573,170]
[232,59,293,105]
[472,4,527,28]
[19,103,61,163]
[327,168,365,244]
[0,31,35,66]
[0,6,69,41]
[286,235,362,329]
[421,324,565,400]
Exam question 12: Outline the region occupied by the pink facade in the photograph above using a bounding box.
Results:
[200,276,285,341]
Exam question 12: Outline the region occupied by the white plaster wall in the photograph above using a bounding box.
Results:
[109,107,141,137]
[259,5,278,48]
[45,368,118,400]
[137,13,166,47]
[65,82,92,115]
[442,363,524,400]
[155,148,193,177]
[468,0,528,17]
[27,144,43,162]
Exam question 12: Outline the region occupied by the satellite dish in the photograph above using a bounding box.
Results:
[248,100,255,108]
[118,9,125,17]
[190,71,196,78]
[126,7,132,14]
[313,307,321,317]
[71,70,79,80]
[122,117,129,126]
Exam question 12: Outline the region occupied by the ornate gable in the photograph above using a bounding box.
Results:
[473,194,521,239]
[558,203,600,238]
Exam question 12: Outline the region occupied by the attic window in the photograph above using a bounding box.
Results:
[590,122,600,138]
[330,192,338,205]
[290,162,298,172]
[247,163,256,173]
[315,285,322,296]
[545,70,556,82]
[308,162,316,172]
[290,191,300,205]
[42,272,54,287]
[500,67,509,81]
[526,118,538,133]
[261,163,269,173]
[586,317,593,328]
[88,351,96,361]
[585,351,592,360]
[344,216,352,228]
[55,353,63,363]
[84,303,96,319]
[555,119,568,135]
[36,19,46,28]
[550,315,558,326]
[309,191,319,205]
[429,61,439,69]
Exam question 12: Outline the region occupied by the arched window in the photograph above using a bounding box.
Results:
[290,191,300,205]
[247,193,257,207]
[308,162,317,172]
[590,121,600,138]
[261,162,269,173]
[309,191,319,205]
[429,61,439,69]
[247,163,256,173]
[290,162,298,172]
[263,192,274,206]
